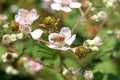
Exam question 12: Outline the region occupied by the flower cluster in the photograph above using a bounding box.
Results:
[91,11,107,22]
[2,33,23,44]
[83,36,102,51]
[103,0,117,8]
[0,0,106,78]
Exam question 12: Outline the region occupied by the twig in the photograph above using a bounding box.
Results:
[37,38,50,45]
[71,5,92,34]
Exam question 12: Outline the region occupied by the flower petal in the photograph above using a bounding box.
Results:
[29,9,39,21]
[60,27,71,39]
[54,0,62,3]
[61,6,72,12]
[47,44,70,51]
[69,2,81,8]
[66,34,76,45]
[18,8,29,15]
[51,3,61,10]
[30,29,43,40]
[48,33,58,42]
[93,36,102,46]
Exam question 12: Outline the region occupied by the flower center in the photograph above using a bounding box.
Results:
[61,0,70,7]
[51,35,65,42]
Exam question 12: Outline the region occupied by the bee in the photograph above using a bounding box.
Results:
[51,35,65,42]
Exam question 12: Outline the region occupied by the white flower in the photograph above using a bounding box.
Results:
[16,33,23,39]
[93,36,102,46]
[30,29,43,40]
[1,52,18,62]
[15,8,39,25]
[47,27,76,50]
[11,34,17,41]
[115,30,120,38]
[2,34,12,44]
[84,70,94,80]
[91,11,107,21]
[51,0,81,12]
[0,14,8,21]
[90,15,99,22]
[19,24,31,34]
[97,11,107,20]
[3,23,9,28]
[5,66,19,75]
[83,36,102,51]
[10,5,19,13]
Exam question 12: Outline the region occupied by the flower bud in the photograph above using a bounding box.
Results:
[5,66,19,75]
[75,46,87,58]
[19,24,31,34]
[1,52,18,62]
[0,14,8,21]
[84,70,94,80]
[42,16,57,28]
[2,34,12,44]
[11,34,17,41]
[10,21,19,32]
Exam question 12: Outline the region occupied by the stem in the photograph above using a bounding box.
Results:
[37,38,50,45]
[59,51,68,80]
[71,5,92,34]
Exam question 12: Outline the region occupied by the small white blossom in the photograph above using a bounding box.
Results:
[11,34,17,41]
[90,15,99,22]
[5,66,19,75]
[30,29,43,40]
[83,36,102,51]
[19,24,31,34]
[51,0,81,12]
[15,8,39,25]
[97,11,107,20]
[16,32,23,39]
[62,68,68,75]
[84,70,94,80]
[93,36,102,46]
[2,34,12,44]
[3,23,9,28]
[1,52,18,62]
[103,0,116,8]
[0,14,8,21]
[91,11,107,22]
[10,5,19,13]
[115,30,120,38]
[47,27,76,50]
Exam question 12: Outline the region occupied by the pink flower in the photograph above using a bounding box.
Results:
[27,60,43,73]
[51,0,81,12]
[15,8,39,25]
[47,27,76,50]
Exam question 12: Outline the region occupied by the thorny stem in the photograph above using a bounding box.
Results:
[71,5,92,34]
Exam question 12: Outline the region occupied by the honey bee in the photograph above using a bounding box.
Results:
[51,35,65,42]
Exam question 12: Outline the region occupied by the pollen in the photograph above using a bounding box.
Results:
[51,35,65,42]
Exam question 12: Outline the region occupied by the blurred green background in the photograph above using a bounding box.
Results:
[0,0,120,80]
